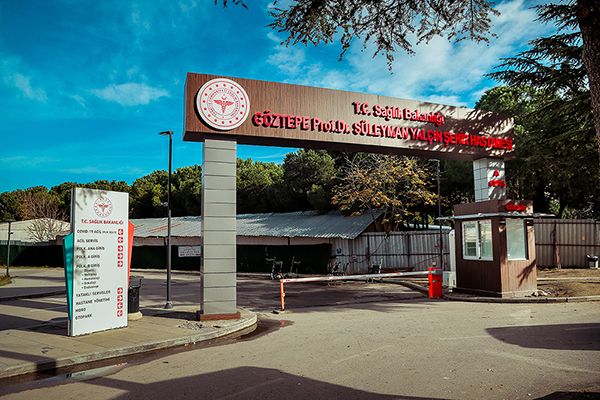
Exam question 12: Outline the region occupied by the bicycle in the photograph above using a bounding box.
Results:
[267,257,284,280]
[366,259,383,283]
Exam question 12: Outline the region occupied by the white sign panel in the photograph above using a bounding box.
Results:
[178,246,201,257]
[70,188,129,336]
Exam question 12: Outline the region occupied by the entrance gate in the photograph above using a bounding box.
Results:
[183,73,525,319]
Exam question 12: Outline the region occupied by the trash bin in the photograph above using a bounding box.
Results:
[128,275,143,314]
[587,255,599,269]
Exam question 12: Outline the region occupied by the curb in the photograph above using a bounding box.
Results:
[386,279,600,303]
[0,290,66,303]
[0,309,257,379]
[443,293,600,303]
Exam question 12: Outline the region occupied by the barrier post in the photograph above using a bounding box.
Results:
[428,266,442,298]
[280,280,286,311]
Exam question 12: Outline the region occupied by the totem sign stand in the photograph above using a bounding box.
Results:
[63,188,134,336]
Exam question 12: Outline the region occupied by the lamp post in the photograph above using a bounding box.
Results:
[159,130,174,309]
[4,219,15,277]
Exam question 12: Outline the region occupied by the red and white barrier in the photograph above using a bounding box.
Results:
[279,267,443,311]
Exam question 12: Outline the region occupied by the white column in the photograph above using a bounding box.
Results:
[201,134,237,316]
[473,157,506,202]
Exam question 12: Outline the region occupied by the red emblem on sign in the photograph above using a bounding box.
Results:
[196,78,250,130]
[93,197,113,218]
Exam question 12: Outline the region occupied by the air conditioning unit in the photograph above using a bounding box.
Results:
[443,271,456,288]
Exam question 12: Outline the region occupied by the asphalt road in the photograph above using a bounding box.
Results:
[1,269,599,399]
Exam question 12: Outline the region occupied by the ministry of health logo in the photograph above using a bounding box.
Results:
[93,197,113,218]
[196,78,250,130]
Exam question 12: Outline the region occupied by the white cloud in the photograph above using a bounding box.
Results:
[91,83,169,106]
[267,0,557,108]
[1,54,48,102]
[266,32,309,76]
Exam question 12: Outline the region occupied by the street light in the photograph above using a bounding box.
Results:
[158,130,174,309]
[4,219,15,277]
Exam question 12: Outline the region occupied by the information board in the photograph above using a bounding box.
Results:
[68,188,129,336]
[178,246,201,257]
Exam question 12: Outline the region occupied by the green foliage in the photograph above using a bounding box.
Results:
[332,154,437,232]
[485,2,600,218]
[237,158,282,214]
[265,0,499,68]
[0,191,22,221]
[278,149,337,213]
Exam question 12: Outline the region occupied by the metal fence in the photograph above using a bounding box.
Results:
[534,219,600,268]
[330,230,451,274]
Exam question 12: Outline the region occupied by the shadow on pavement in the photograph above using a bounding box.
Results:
[58,366,448,399]
[486,323,600,351]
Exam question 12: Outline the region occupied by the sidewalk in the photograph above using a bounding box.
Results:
[0,269,256,380]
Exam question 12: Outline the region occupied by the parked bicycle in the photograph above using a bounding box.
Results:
[267,257,284,280]
[328,260,349,276]
[366,259,383,283]
[284,256,301,279]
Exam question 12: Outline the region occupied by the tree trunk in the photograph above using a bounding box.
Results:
[577,0,600,185]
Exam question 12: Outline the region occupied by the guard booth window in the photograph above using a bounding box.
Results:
[507,219,528,260]
[462,220,493,260]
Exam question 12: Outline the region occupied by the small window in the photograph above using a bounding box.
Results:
[507,219,527,260]
[462,220,493,260]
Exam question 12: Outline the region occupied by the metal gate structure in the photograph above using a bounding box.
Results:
[330,230,451,274]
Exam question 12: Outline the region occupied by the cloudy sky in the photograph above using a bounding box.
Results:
[0,0,555,193]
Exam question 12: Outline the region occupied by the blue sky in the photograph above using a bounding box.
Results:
[0,0,555,194]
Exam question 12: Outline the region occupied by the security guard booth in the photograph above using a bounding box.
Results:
[452,199,538,298]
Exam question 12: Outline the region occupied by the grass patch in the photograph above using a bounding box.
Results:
[0,275,12,287]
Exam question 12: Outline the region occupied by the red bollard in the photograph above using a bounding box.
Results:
[428,266,442,298]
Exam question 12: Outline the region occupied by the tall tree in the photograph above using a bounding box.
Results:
[237,158,283,214]
[488,2,600,186]
[0,192,22,221]
[332,154,437,232]
[277,149,337,213]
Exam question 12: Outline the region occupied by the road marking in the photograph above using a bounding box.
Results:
[30,306,66,312]
[484,350,597,374]
[332,345,394,364]
[440,334,514,340]
[564,326,600,331]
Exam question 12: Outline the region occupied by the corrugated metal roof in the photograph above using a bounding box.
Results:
[131,210,381,240]
[130,217,202,238]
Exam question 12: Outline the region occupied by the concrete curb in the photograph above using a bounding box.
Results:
[444,293,600,303]
[0,290,66,302]
[387,279,600,303]
[0,309,257,379]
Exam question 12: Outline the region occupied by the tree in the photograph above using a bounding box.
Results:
[265,0,499,68]
[332,154,437,233]
[129,171,168,219]
[488,2,600,187]
[172,165,203,216]
[0,192,22,221]
[237,158,283,214]
[276,149,337,213]
[480,86,599,216]
[13,188,69,241]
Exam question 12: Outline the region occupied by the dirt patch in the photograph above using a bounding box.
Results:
[537,268,600,297]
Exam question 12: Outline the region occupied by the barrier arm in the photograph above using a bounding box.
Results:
[279,267,443,312]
